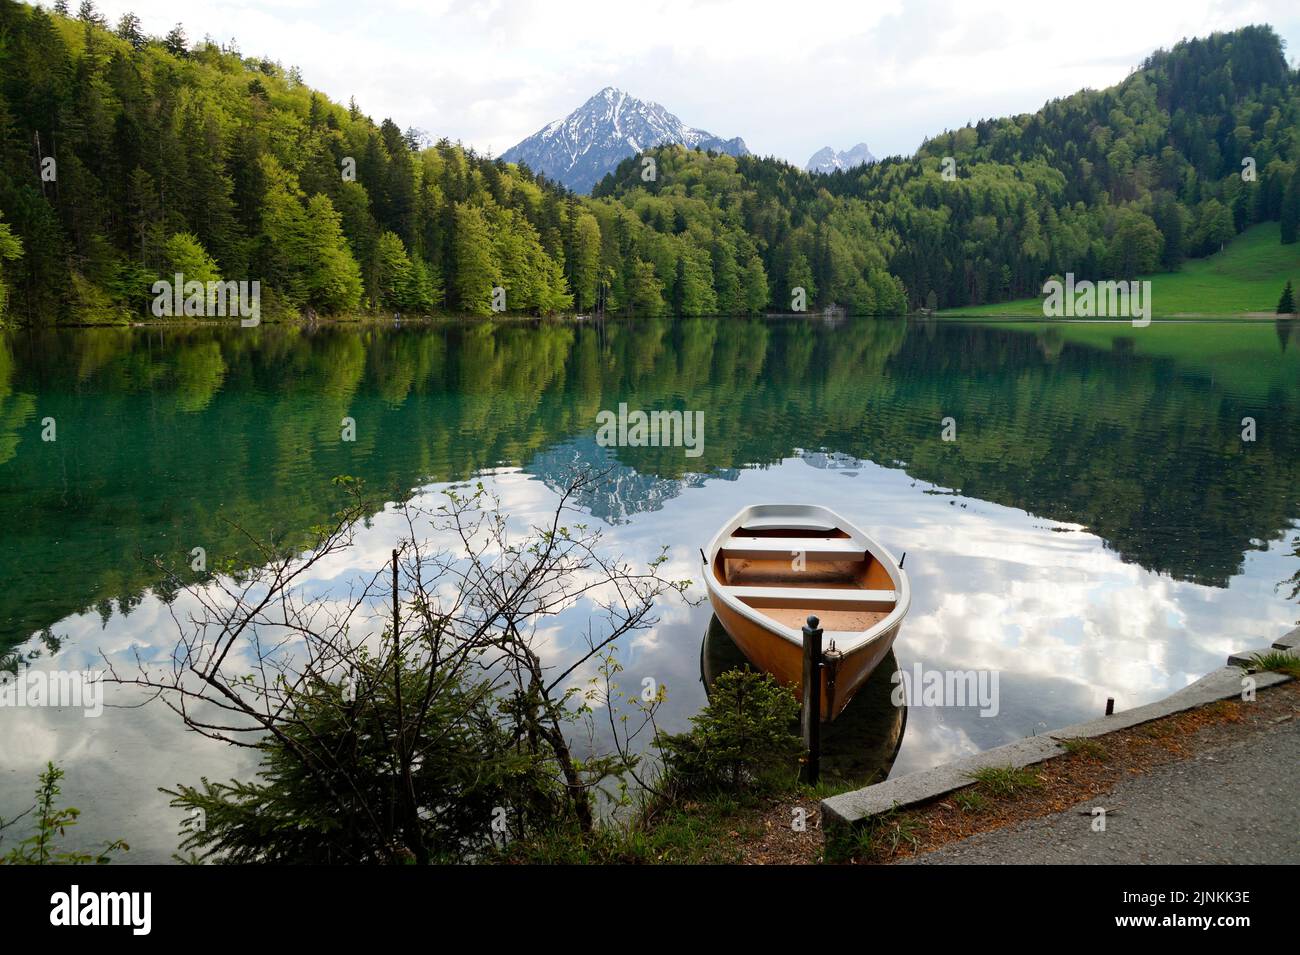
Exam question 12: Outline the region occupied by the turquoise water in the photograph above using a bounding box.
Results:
[1,316,1296,860]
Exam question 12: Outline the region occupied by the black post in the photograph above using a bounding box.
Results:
[802,614,823,785]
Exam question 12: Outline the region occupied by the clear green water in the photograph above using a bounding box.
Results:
[1,316,1297,859]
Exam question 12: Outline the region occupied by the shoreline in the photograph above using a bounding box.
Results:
[814,627,1300,862]
[668,627,1299,865]
[4,311,1298,331]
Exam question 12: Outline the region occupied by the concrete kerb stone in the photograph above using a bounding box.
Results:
[1230,632,1300,667]
[1271,626,1300,651]
[821,634,1297,834]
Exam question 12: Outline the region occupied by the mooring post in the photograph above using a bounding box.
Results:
[1105,696,1115,716]
[802,614,823,785]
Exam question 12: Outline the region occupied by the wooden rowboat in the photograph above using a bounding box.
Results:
[703,504,910,722]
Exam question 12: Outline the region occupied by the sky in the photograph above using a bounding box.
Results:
[63,0,1300,166]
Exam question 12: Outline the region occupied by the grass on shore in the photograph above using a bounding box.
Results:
[495,784,832,865]
[941,222,1300,318]
[1238,649,1300,679]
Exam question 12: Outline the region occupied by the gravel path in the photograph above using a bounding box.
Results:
[906,715,1299,864]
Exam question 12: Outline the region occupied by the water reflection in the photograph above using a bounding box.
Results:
[1,317,1297,859]
[3,317,1295,649]
[700,614,906,788]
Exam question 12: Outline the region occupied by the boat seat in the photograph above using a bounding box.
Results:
[727,586,896,606]
[738,517,836,533]
[721,537,866,561]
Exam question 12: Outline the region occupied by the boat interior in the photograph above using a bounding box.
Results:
[711,518,898,638]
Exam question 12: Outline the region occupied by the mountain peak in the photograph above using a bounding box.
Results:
[501,90,748,193]
[806,142,876,174]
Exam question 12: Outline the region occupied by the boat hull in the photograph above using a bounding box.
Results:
[708,588,901,721]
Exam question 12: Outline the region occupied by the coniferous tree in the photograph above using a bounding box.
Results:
[76,1,104,27]
[164,23,188,57]
[115,12,144,49]
[1278,280,1296,315]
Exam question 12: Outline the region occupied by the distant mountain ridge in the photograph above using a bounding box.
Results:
[500,87,748,193]
[806,143,876,174]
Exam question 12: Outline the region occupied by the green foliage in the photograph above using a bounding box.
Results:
[374,231,438,312]
[785,251,815,308]
[68,270,131,324]
[1106,208,1164,277]
[1236,650,1300,679]
[0,213,22,320]
[1281,164,1300,244]
[257,159,363,314]
[1278,279,1296,314]
[491,207,572,314]
[0,762,127,865]
[948,222,1300,316]
[655,669,802,795]
[599,24,1300,312]
[825,805,925,863]
[965,765,1043,798]
[164,662,559,864]
[569,212,603,312]
[7,10,1297,323]
[451,202,500,316]
[497,667,815,864]
[161,231,220,309]
[741,253,768,314]
[627,258,665,314]
[495,796,759,865]
[0,7,577,322]
[671,244,718,316]
[1058,737,1109,760]
[1193,199,1235,255]
[303,195,364,312]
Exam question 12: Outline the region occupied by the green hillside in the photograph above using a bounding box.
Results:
[942,223,1300,318]
[2,5,1299,325]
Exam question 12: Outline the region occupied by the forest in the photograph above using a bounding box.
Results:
[0,1,1298,324]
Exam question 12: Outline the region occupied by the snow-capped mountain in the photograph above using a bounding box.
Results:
[500,87,749,193]
[806,143,876,175]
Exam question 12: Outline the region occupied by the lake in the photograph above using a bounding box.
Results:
[1,316,1297,861]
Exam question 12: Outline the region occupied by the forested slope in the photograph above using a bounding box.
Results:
[1,2,1297,325]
